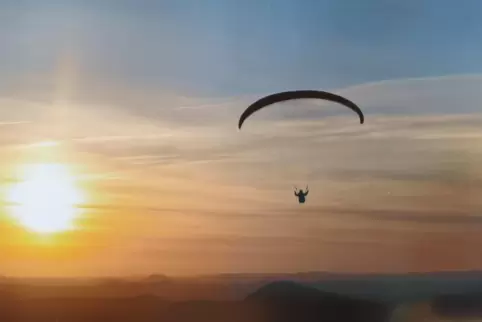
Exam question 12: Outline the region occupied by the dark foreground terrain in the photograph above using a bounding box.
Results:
[1,271,482,322]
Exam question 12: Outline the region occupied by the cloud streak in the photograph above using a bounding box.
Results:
[4,68,482,274]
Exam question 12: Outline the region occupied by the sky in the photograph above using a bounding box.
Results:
[1,0,482,277]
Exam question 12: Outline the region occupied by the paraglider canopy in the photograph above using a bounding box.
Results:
[238,90,364,129]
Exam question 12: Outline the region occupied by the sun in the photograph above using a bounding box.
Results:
[7,163,85,234]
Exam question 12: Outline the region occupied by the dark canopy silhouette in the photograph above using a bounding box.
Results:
[238,90,364,129]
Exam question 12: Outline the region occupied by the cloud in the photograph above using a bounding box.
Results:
[3,73,482,274]
[306,207,482,225]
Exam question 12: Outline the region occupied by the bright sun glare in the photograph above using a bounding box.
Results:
[7,163,85,234]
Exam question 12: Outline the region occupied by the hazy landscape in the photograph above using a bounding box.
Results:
[1,271,482,321]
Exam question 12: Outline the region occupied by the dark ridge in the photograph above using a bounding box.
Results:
[245,281,394,322]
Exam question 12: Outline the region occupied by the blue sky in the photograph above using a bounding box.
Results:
[3,0,482,97]
[2,1,482,276]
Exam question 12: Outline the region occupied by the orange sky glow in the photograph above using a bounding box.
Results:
[2,1,482,278]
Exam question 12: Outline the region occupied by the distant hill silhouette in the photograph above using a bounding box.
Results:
[143,274,171,283]
[2,271,482,321]
[246,281,324,300]
[245,281,393,322]
[3,270,482,302]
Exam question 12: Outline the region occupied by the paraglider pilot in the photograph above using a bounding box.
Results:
[294,186,309,204]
